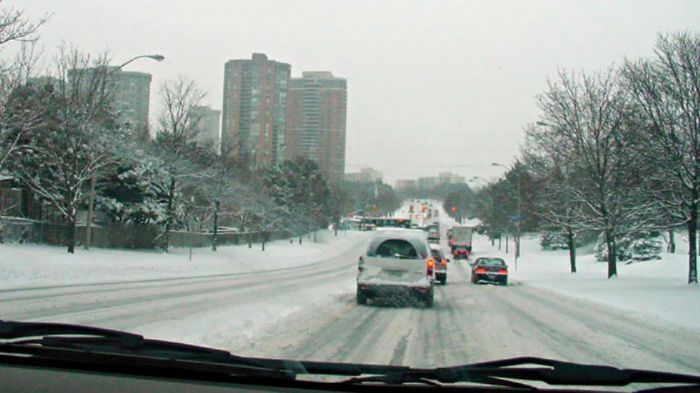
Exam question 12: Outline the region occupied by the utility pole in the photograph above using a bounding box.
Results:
[163,175,176,253]
[492,162,522,270]
[212,199,219,251]
[515,170,521,270]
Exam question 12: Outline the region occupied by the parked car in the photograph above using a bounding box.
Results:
[429,243,449,285]
[357,229,435,307]
[470,257,508,285]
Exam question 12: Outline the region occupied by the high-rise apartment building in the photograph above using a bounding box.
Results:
[191,105,221,151]
[285,71,347,183]
[110,70,152,142]
[67,67,153,142]
[221,53,290,169]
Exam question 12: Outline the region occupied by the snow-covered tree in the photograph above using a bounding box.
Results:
[263,158,336,241]
[540,229,570,251]
[97,157,170,224]
[0,1,50,169]
[595,230,662,262]
[5,48,125,253]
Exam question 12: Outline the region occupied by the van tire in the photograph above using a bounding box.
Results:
[356,290,367,305]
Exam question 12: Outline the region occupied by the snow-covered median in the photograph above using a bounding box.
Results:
[0,229,370,290]
[471,232,700,330]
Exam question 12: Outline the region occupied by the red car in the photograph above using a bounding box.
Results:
[470,257,508,285]
[452,246,470,259]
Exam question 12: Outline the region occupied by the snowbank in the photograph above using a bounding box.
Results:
[471,232,700,330]
[0,229,369,290]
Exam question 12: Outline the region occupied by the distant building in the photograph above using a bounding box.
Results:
[404,172,466,193]
[395,179,418,191]
[66,67,153,142]
[438,171,466,184]
[345,167,383,184]
[417,176,442,190]
[191,105,221,151]
[286,71,347,183]
[221,53,291,169]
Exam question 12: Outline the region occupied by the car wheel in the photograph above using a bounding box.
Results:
[440,277,446,285]
[356,290,367,305]
[502,278,508,286]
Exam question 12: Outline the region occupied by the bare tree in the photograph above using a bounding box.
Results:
[623,32,700,284]
[0,2,50,48]
[524,126,585,273]
[156,76,206,156]
[149,76,213,251]
[536,69,653,278]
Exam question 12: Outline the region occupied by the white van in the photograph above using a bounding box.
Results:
[356,229,435,307]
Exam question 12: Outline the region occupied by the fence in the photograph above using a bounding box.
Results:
[168,229,293,248]
[0,217,295,250]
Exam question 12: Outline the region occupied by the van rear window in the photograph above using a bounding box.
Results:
[374,239,420,259]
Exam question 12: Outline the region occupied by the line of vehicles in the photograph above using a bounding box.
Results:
[355,205,509,308]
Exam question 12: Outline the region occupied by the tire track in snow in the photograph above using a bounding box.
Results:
[506,285,700,373]
[2,239,369,324]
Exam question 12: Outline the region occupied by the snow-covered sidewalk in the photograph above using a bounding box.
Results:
[472,233,700,330]
[0,229,370,290]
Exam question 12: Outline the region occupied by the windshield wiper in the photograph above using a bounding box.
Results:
[340,357,700,389]
[3,321,700,389]
[0,320,299,380]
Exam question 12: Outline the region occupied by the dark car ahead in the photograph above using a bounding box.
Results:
[471,257,508,285]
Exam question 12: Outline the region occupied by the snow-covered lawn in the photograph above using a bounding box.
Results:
[422,200,700,330]
[473,232,700,330]
[0,229,369,290]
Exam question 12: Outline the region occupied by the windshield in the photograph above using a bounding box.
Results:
[1,0,700,384]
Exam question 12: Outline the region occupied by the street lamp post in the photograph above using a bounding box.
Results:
[84,54,164,250]
[212,199,220,251]
[492,162,521,269]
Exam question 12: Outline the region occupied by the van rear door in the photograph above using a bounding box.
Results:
[360,238,430,286]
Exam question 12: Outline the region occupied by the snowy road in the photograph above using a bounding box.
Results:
[251,254,700,376]
[2,229,700,377]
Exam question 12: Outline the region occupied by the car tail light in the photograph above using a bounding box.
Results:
[475,267,487,274]
[440,259,447,265]
[498,269,508,274]
[427,259,434,276]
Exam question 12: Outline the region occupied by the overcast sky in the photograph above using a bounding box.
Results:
[5,0,700,184]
